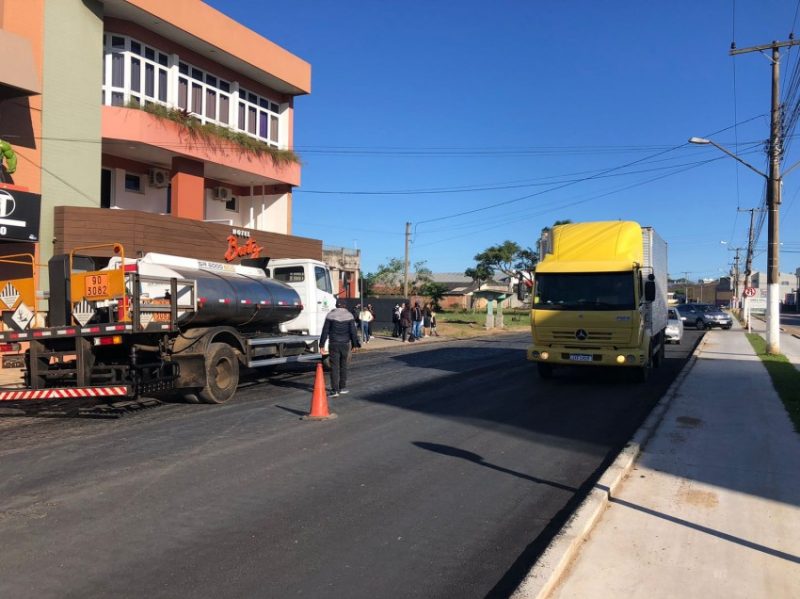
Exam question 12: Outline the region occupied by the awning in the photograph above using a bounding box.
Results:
[0,29,40,100]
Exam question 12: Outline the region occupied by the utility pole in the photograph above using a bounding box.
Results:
[738,207,759,291]
[730,248,741,307]
[683,271,690,303]
[731,39,800,354]
[403,222,411,297]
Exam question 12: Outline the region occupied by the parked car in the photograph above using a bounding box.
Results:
[666,307,684,343]
[675,303,733,330]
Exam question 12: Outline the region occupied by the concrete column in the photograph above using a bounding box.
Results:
[170,157,204,220]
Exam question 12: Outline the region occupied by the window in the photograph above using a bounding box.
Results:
[273,267,304,283]
[124,173,143,193]
[102,33,284,147]
[534,272,635,311]
[225,195,238,212]
[315,267,332,293]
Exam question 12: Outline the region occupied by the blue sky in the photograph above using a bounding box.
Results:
[210,0,800,282]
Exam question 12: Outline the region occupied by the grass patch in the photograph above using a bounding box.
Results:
[746,333,800,432]
[435,309,530,337]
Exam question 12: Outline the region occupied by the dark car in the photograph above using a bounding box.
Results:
[675,303,733,330]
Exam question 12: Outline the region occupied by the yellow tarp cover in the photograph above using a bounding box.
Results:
[536,221,643,273]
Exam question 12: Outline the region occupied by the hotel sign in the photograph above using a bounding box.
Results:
[0,189,40,242]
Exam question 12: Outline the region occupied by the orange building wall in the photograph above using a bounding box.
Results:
[122,0,311,94]
[0,0,43,194]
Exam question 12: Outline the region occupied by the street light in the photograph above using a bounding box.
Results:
[689,135,780,353]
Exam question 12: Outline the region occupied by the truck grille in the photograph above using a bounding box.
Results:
[539,329,631,346]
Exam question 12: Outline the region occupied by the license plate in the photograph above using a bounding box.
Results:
[569,353,593,362]
[84,274,110,298]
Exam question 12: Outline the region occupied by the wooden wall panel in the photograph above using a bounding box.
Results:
[54,207,322,262]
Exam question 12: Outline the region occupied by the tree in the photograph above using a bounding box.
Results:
[465,240,538,289]
[365,258,432,295]
[419,280,448,309]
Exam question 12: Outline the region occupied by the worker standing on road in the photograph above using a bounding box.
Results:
[320,301,361,397]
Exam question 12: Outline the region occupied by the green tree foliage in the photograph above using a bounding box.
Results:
[419,281,448,309]
[365,258,433,295]
[465,240,538,285]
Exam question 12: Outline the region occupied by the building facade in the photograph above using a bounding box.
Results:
[0,0,314,272]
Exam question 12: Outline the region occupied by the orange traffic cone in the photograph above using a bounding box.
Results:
[302,362,337,421]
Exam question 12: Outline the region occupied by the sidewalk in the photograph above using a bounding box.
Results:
[515,321,800,598]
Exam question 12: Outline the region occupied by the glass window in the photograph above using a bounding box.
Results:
[206,74,217,87]
[178,77,188,110]
[205,88,216,119]
[248,92,257,104]
[270,115,279,143]
[238,103,246,129]
[259,98,269,109]
[259,111,268,138]
[315,267,332,293]
[273,267,305,283]
[219,80,230,93]
[191,83,202,114]
[130,58,141,92]
[219,94,230,124]
[111,36,125,49]
[131,41,141,55]
[270,102,279,113]
[111,52,124,87]
[111,91,124,106]
[144,46,155,61]
[534,272,635,311]
[179,62,188,75]
[158,52,168,66]
[247,106,257,134]
[225,195,237,212]
[191,68,203,81]
[158,68,168,102]
[145,63,155,97]
[124,173,142,193]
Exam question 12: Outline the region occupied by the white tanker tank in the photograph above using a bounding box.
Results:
[108,253,303,332]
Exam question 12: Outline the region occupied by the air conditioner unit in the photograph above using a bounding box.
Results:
[213,186,233,202]
[148,168,170,188]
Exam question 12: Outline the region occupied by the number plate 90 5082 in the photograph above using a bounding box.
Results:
[84,274,109,298]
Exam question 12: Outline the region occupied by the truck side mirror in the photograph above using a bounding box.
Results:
[644,281,656,302]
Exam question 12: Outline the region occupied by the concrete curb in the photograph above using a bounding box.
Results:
[511,334,708,599]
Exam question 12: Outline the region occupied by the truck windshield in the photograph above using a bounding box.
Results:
[534,272,635,310]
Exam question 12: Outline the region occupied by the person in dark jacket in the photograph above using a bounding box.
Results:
[400,301,413,342]
[319,301,361,397]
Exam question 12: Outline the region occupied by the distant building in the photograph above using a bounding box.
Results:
[322,246,360,299]
[750,271,798,304]
[429,273,513,310]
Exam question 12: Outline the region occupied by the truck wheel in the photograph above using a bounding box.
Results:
[199,343,239,404]
[537,362,554,379]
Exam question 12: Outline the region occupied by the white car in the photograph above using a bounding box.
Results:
[665,307,684,344]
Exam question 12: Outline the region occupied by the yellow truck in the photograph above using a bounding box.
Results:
[525,221,668,381]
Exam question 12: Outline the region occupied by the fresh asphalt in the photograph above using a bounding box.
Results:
[0,330,701,599]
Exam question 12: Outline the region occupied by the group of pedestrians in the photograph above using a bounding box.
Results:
[392,301,438,342]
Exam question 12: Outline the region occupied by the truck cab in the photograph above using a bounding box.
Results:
[267,259,336,336]
[526,221,667,381]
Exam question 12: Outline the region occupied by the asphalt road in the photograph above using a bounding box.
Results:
[0,331,702,599]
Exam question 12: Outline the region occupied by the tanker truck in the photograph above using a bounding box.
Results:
[525,221,668,381]
[0,244,336,405]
